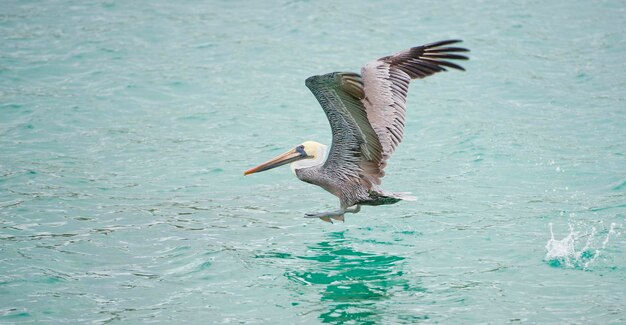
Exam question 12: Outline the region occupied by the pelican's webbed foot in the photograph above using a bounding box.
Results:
[304,205,361,223]
[304,210,344,223]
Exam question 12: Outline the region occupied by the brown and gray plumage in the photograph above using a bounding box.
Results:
[244,40,469,222]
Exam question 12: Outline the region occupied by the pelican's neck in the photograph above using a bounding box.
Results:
[290,143,328,174]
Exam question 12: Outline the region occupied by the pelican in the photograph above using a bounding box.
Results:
[244,40,469,222]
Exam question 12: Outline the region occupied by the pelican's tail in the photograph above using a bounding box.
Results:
[392,192,417,201]
[360,190,416,206]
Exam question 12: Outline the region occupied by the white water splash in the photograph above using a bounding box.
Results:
[545,222,617,269]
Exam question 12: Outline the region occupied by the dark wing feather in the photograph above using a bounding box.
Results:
[361,39,469,164]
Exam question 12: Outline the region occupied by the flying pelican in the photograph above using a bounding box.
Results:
[244,40,469,223]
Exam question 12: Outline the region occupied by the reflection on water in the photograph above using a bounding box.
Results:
[285,231,426,324]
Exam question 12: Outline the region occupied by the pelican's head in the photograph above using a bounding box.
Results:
[244,141,327,176]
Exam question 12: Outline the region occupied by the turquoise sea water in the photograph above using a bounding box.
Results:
[1,0,625,323]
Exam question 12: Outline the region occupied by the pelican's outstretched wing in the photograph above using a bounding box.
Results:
[304,40,469,188]
[305,72,385,188]
[361,39,469,161]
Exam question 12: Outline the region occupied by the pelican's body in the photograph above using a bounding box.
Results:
[245,40,469,222]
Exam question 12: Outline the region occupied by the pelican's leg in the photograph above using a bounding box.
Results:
[304,205,361,223]
[345,205,361,214]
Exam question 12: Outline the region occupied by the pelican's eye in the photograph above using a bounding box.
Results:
[296,145,307,157]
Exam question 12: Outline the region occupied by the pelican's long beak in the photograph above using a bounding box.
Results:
[244,147,306,176]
